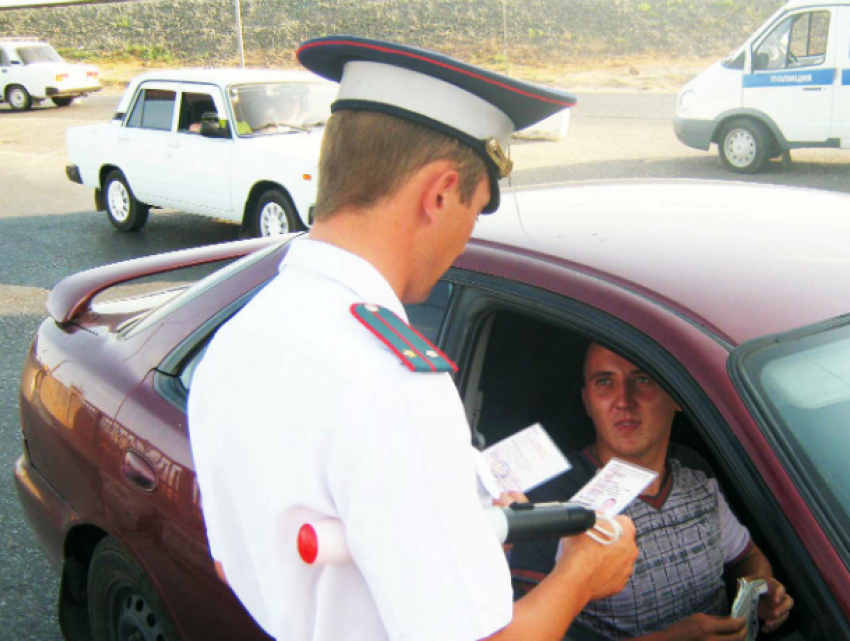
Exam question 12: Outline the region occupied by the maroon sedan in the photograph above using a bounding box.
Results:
[15,180,850,641]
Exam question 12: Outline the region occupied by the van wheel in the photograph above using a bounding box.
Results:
[104,170,150,231]
[52,97,74,107]
[718,119,770,174]
[87,537,178,641]
[246,188,298,237]
[6,85,32,111]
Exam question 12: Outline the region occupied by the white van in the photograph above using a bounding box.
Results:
[674,0,850,173]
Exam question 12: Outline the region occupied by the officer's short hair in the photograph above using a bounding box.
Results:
[313,110,487,222]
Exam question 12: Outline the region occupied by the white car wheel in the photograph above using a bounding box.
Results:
[7,85,32,112]
[107,180,131,223]
[260,201,290,236]
[103,170,150,231]
[246,189,298,238]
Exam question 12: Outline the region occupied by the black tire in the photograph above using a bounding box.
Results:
[6,84,32,111]
[718,118,771,174]
[103,170,150,231]
[87,537,178,641]
[52,97,74,107]
[245,188,299,238]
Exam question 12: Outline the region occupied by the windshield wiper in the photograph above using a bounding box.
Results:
[254,121,309,133]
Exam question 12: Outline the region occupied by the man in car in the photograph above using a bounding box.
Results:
[187,36,638,641]
[509,343,795,640]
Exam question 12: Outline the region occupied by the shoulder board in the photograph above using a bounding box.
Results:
[351,303,458,373]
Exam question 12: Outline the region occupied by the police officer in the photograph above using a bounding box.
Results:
[188,36,638,641]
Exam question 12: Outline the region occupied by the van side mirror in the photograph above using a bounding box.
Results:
[753,52,770,71]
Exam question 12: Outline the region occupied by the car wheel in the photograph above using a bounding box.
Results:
[104,170,150,232]
[87,537,178,641]
[6,85,32,111]
[247,188,298,237]
[718,119,771,174]
[52,97,74,107]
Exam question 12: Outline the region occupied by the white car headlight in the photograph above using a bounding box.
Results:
[678,89,695,111]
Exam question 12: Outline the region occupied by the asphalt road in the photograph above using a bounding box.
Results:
[1,90,848,640]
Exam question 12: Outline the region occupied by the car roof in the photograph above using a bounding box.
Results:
[124,67,330,89]
[783,0,850,9]
[473,180,850,347]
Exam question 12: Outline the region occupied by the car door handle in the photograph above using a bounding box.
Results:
[117,135,130,142]
[122,449,158,492]
[803,87,823,91]
[167,141,181,148]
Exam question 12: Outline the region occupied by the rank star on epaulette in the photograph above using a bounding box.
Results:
[350,303,458,373]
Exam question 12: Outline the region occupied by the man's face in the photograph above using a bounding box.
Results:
[405,175,490,303]
[581,344,680,466]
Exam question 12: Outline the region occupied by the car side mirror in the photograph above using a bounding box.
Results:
[753,52,770,71]
[199,112,229,138]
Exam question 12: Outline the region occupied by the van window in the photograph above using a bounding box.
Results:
[126,88,176,131]
[0,49,9,67]
[755,11,830,71]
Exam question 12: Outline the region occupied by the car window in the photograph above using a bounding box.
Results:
[16,44,63,64]
[736,320,850,546]
[178,90,221,134]
[755,11,830,70]
[0,49,8,67]
[404,280,453,343]
[126,88,177,131]
[228,81,335,135]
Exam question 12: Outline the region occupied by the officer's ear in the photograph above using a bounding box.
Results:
[421,165,460,224]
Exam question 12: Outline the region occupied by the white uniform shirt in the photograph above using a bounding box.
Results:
[188,238,513,641]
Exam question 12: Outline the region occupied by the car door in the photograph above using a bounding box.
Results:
[119,81,179,206]
[159,84,234,215]
[436,265,850,640]
[745,8,835,143]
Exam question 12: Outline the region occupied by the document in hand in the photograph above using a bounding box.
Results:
[478,423,571,495]
[569,458,658,517]
[731,577,768,641]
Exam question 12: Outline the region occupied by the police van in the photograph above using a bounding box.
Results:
[674,0,850,173]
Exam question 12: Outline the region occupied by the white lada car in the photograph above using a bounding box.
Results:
[0,38,101,111]
[66,68,334,237]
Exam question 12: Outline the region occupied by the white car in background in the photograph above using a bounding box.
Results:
[0,38,101,111]
[66,68,335,237]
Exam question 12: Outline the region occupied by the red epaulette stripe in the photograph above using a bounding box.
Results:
[297,40,577,108]
[402,314,458,373]
[351,306,420,372]
[372,310,437,373]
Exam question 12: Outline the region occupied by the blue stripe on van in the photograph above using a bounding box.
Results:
[743,68,834,88]
[844,69,850,85]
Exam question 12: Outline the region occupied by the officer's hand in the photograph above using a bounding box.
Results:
[493,491,528,507]
[493,492,528,552]
[552,514,637,601]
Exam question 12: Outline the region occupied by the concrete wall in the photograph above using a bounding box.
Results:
[0,0,786,66]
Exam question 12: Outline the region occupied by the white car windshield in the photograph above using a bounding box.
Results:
[228,82,336,136]
[17,45,63,64]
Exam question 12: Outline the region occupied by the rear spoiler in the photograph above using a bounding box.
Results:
[47,237,282,324]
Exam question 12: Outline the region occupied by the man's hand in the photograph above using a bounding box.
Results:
[554,514,638,600]
[758,577,793,633]
[645,613,747,640]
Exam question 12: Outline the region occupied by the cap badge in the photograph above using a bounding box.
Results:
[485,137,513,178]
